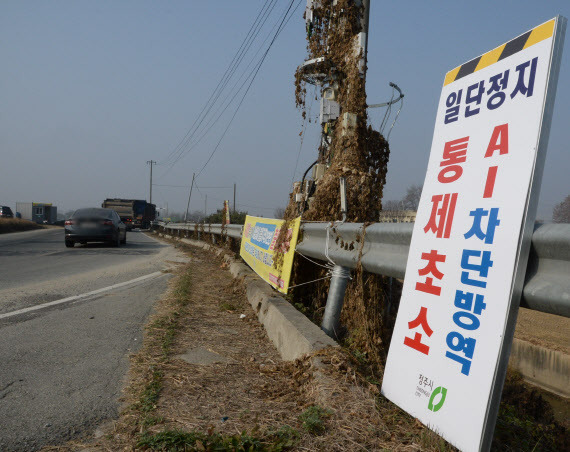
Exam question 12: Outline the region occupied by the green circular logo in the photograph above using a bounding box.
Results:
[428,386,447,412]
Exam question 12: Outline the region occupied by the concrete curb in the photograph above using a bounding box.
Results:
[176,237,338,361]
[155,234,570,398]
[159,232,569,398]
[508,338,569,398]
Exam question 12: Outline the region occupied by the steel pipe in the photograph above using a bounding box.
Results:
[321,265,352,339]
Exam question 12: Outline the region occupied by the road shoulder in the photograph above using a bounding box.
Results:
[51,236,568,451]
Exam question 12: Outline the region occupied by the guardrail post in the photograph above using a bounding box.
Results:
[321,265,351,339]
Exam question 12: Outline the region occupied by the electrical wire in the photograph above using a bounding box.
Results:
[287,274,332,290]
[296,250,335,270]
[237,202,275,211]
[161,5,280,173]
[379,87,395,134]
[160,0,278,168]
[194,0,302,179]
[160,0,302,180]
[153,184,233,189]
[386,96,404,141]
[289,85,315,188]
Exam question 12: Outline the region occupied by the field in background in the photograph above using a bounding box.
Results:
[0,218,45,234]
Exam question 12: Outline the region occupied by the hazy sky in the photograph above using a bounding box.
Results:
[1,1,568,220]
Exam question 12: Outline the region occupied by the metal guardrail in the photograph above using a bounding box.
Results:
[163,223,243,240]
[157,221,570,318]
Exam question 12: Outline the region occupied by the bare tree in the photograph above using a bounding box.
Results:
[187,210,205,223]
[382,200,401,211]
[274,207,286,219]
[402,184,423,211]
[167,212,185,222]
[553,195,570,223]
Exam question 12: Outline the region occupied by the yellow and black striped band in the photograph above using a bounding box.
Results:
[444,19,555,86]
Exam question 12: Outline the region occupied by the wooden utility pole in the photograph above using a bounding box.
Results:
[146,160,156,204]
[184,173,195,223]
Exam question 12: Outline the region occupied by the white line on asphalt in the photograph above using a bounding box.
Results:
[0,271,166,320]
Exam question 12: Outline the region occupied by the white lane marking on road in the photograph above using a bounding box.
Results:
[0,271,166,320]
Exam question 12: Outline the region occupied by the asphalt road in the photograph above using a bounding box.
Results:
[0,229,188,451]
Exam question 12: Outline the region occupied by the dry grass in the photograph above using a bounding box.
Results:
[0,217,45,234]
[98,241,453,450]
[42,237,568,451]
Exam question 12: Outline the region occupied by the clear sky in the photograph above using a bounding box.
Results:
[1,1,568,220]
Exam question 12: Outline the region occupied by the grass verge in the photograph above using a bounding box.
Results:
[84,236,568,451]
[101,256,302,451]
[136,429,299,451]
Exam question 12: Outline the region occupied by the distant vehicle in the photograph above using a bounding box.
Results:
[0,206,14,218]
[64,208,126,248]
[101,199,157,230]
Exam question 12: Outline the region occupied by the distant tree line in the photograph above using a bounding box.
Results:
[382,184,423,211]
[204,209,248,225]
[553,195,570,223]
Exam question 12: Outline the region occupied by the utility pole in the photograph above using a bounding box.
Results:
[146,160,156,204]
[233,183,236,213]
[184,173,195,223]
[299,1,371,339]
[358,0,371,77]
[204,195,207,219]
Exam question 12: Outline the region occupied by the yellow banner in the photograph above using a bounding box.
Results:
[240,215,301,294]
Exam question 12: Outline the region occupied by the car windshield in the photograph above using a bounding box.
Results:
[72,208,114,220]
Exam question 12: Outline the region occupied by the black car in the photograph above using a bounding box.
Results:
[0,206,14,218]
[64,208,126,248]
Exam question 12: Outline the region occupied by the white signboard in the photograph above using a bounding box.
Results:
[381,17,565,452]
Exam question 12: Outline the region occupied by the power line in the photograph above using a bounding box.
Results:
[159,0,302,181]
[237,202,275,211]
[160,0,275,162]
[159,0,279,171]
[194,0,302,179]
[153,184,232,189]
[193,182,276,212]
[290,85,316,187]
[162,19,279,173]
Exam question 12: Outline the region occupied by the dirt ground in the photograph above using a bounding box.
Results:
[44,237,568,451]
[515,307,569,354]
[118,241,435,451]
[143,250,304,438]
[43,239,450,451]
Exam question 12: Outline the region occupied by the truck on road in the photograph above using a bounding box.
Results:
[102,199,157,230]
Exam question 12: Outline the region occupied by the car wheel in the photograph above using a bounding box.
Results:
[110,231,120,247]
[120,232,126,245]
[65,239,74,248]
